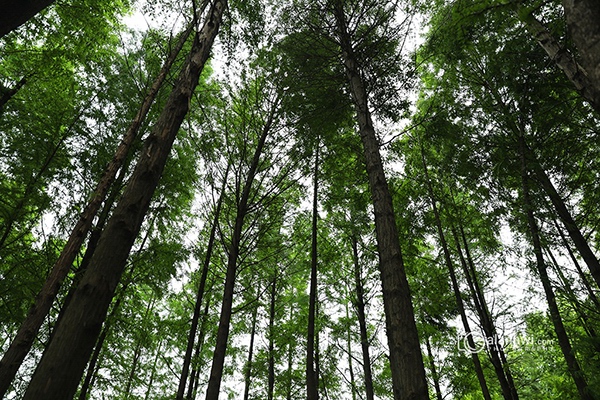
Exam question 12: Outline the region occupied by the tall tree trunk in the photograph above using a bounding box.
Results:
[0,75,27,113]
[0,0,56,37]
[186,288,214,400]
[204,103,275,400]
[144,338,164,400]
[451,224,518,400]
[333,4,428,399]
[307,144,320,400]
[562,0,600,98]
[519,134,593,400]
[21,4,226,398]
[420,147,493,400]
[344,301,357,400]
[523,142,600,290]
[0,22,194,397]
[425,336,443,400]
[350,236,375,400]
[177,164,229,400]
[518,8,600,115]
[268,275,277,400]
[123,296,155,399]
[243,302,259,400]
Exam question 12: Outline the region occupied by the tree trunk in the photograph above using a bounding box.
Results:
[307,144,320,400]
[350,236,375,400]
[518,8,600,114]
[562,0,600,98]
[344,301,357,400]
[186,288,214,400]
[21,4,226,398]
[0,75,27,113]
[177,164,229,400]
[425,336,443,400]
[204,102,274,400]
[243,302,259,400]
[268,275,277,400]
[519,134,593,400]
[0,0,56,37]
[420,147,493,400]
[333,5,428,399]
[0,22,194,397]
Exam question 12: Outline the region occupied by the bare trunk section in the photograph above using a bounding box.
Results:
[518,8,600,114]
[333,5,428,399]
[177,165,229,400]
[350,236,374,400]
[0,0,56,37]
[21,3,226,398]
[562,0,600,97]
[204,104,275,400]
[519,134,593,400]
[243,302,259,400]
[307,144,320,400]
[0,22,194,397]
[419,148,493,400]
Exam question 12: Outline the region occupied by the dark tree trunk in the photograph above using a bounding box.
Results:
[268,275,277,400]
[21,4,226,398]
[562,0,600,97]
[0,23,193,398]
[204,103,274,400]
[333,5,428,399]
[350,236,374,400]
[420,148,493,400]
[186,288,214,400]
[0,76,27,113]
[344,301,357,400]
[177,165,229,400]
[519,135,593,400]
[425,336,443,400]
[243,303,259,400]
[307,144,320,400]
[0,0,56,37]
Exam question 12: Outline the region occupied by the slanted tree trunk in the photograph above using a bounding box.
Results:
[243,302,259,400]
[344,301,357,400]
[0,0,56,37]
[186,288,214,400]
[562,0,600,97]
[518,8,600,114]
[350,235,374,400]
[0,22,194,397]
[177,164,229,400]
[267,275,277,400]
[425,336,443,400]
[204,102,275,400]
[307,144,320,400]
[332,4,428,398]
[21,4,226,398]
[420,147,493,400]
[0,76,27,113]
[519,134,593,400]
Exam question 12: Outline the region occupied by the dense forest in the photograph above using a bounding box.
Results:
[0,0,599,398]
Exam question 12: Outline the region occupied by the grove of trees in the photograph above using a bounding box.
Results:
[1,0,599,399]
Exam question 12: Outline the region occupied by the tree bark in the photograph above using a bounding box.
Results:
[204,101,275,400]
[350,236,374,400]
[420,147,493,400]
[307,144,320,400]
[0,22,193,398]
[562,0,600,98]
[332,5,429,399]
[177,164,229,400]
[518,8,600,115]
[21,3,226,398]
[519,134,593,400]
[0,0,56,37]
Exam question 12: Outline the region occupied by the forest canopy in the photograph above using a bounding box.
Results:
[1,0,600,399]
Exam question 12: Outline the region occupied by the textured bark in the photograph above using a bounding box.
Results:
[519,8,600,114]
[177,165,229,400]
[420,149,492,400]
[307,145,320,400]
[350,236,374,400]
[519,135,593,400]
[333,5,428,399]
[0,23,193,398]
[204,103,274,400]
[21,3,225,398]
[562,0,600,99]
[0,0,55,37]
